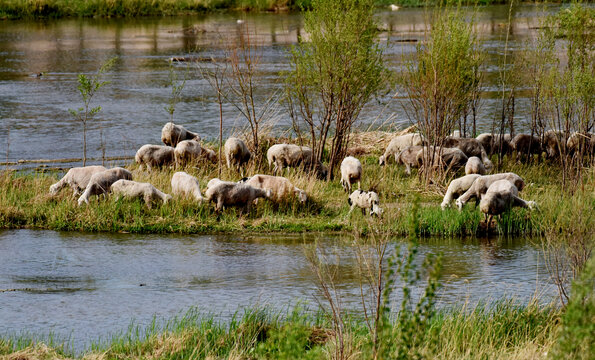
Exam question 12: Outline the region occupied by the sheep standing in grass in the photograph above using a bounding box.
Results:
[416,146,468,172]
[465,156,486,175]
[161,122,201,147]
[455,172,525,210]
[241,174,307,203]
[77,167,133,206]
[440,174,481,210]
[174,140,203,167]
[566,132,595,156]
[479,179,536,224]
[340,156,362,193]
[135,145,174,171]
[202,147,217,163]
[205,182,271,214]
[171,171,204,202]
[348,190,383,216]
[379,133,424,165]
[476,133,512,155]
[510,134,542,161]
[543,130,564,159]
[49,165,107,197]
[224,137,251,174]
[395,145,424,175]
[443,137,493,171]
[267,144,327,180]
[110,179,172,209]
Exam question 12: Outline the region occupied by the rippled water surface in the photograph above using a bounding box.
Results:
[0,229,557,350]
[0,5,569,168]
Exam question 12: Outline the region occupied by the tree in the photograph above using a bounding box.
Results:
[69,57,116,166]
[286,0,387,180]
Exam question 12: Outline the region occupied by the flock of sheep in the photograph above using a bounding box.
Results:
[49,122,594,223]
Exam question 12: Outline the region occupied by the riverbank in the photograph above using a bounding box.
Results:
[0,301,561,359]
[1,152,593,237]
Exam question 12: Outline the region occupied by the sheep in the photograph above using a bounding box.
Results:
[77,167,133,206]
[543,130,564,159]
[49,165,107,197]
[340,156,362,193]
[395,145,424,175]
[510,134,542,161]
[266,144,327,180]
[440,174,482,210]
[241,174,307,203]
[465,156,486,175]
[174,139,204,167]
[171,171,204,202]
[415,146,468,173]
[476,133,512,155]
[135,144,174,171]
[205,181,272,214]
[479,179,536,224]
[348,190,383,217]
[224,137,251,174]
[455,172,525,211]
[378,133,424,166]
[161,122,201,147]
[202,147,217,163]
[566,132,595,156]
[110,179,172,209]
[443,137,493,171]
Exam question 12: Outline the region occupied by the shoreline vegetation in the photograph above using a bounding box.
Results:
[0,0,571,20]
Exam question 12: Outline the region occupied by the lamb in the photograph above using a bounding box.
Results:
[77,167,133,206]
[416,146,468,172]
[479,180,536,224]
[440,174,482,210]
[340,156,362,193]
[510,134,542,161]
[49,165,107,197]
[135,144,175,171]
[241,174,307,203]
[174,139,203,167]
[348,190,383,217]
[266,144,327,180]
[205,181,272,213]
[171,171,204,202]
[395,145,424,175]
[476,133,512,155]
[443,137,493,171]
[161,122,201,147]
[455,172,525,211]
[110,179,172,208]
[378,133,424,166]
[224,137,251,174]
[465,156,486,175]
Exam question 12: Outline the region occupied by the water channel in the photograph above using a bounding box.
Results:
[0,229,556,351]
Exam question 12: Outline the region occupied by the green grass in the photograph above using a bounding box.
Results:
[1,151,593,237]
[0,301,561,359]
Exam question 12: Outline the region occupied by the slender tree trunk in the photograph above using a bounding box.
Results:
[219,100,223,178]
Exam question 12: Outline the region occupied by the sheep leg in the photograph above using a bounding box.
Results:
[216,197,224,213]
[405,163,411,175]
[357,181,361,191]
[361,208,366,215]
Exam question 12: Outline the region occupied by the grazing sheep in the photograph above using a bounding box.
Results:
[340,156,362,193]
[174,140,203,167]
[440,174,482,210]
[171,171,204,202]
[443,137,493,171]
[476,133,512,155]
[395,145,424,175]
[49,165,107,197]
[455,172,525,211]
[267,144,327,180]
[161,122,201,147]
[241,174,307,203]
[205,181,271,213]
[224,137,251,174]
[416,146,468,172]
[77,167,133,206]
[202,147,217,163]
[348,190,383,217]
[135,145,175,171]
[479,179,536,224]
[110,179,172,208]
[543,130,564,159]
[465,156,486,175]
[379,133,424,165]
[510,134,542,161]
[566,132,595,156]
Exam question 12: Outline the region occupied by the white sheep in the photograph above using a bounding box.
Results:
[440,174,482,210]
[479,179,536,223]
[340,156,362,193]
[241,174,307,203]
[379,133,424,166]
[110,179,172,209]
[171,171,204,202]
[476,133,512,155]
[465,156,486,175]
[455,172,525,211]
[395,145,424,175]
[202,147,217,163]
[161,122,201,147]
[77,167,133,206]
[49,165,107,197]
[566,132,595,156]
[205,181,271,214]
[224,137,251,174]
[348,190,383,217]
[135,144,175,171]
[174,140,202,167]
[267,144,327,180]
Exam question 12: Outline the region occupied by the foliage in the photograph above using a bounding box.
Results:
[164,60,187,125]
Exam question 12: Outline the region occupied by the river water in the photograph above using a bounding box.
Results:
[0,229,557,351]
[0,4,568,168]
